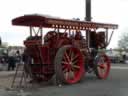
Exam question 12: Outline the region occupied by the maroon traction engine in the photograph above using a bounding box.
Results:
[12,14,118,84]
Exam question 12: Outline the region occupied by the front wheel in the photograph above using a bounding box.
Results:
[94,53,111,79]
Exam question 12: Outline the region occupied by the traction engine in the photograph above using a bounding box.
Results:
[12,14,118,84]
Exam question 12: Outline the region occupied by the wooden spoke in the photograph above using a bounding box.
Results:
[72,55,79,62]
[63,68,68,73]
[72,60,78,65]
[65,51,71,62]
[65,72,69,79]
[72,65,80,69]
[68,70,75,79]
[63,55,68,62]
[69,49,72,58]
[62,61,69,64]
[71,51,74,61]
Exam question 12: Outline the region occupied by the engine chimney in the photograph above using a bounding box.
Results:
[85,0,91,21]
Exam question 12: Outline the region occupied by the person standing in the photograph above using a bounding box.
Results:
[8,56,16,71]
[123,54,126,64]
[15,50,21,63]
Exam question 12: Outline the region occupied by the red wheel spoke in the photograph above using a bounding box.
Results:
[102,64,107,71]
[63,68,68,73]
[72,55,79,62]
[64,53,69,62]
[98,68,104,76]
[72,59,78,65]
[72,65,80,69]
[98,57,105,64]
[62,64,66,70]
[98,68,106,76]
[71,51,74,61]
[65,72,69,79]
[65,51,71,62]
[62,61,69,64]
[69,49,72,58]
[98,64,104,69]
[69,70,75,79]
[65,70,74,79]
[71,65,80,71]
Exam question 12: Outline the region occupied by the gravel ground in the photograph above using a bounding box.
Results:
[0,63,127,96]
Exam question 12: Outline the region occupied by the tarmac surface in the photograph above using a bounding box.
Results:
[0,63,128,96]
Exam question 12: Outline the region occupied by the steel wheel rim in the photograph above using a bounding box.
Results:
[61,47,84,84]
[97,55,110,79]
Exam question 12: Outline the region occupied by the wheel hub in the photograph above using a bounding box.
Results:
[67,63,72,70]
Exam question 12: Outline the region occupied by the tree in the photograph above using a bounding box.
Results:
[118,32,128,49]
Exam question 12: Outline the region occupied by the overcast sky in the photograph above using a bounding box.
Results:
[0,0,127,48]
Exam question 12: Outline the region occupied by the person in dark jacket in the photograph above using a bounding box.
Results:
[8,56,16,71]
[123,54,126,64]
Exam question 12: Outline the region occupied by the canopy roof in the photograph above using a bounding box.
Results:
[12,14,118,29]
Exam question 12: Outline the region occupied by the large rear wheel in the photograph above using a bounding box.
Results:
[54,46,85,84]
[94,53,111,79]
